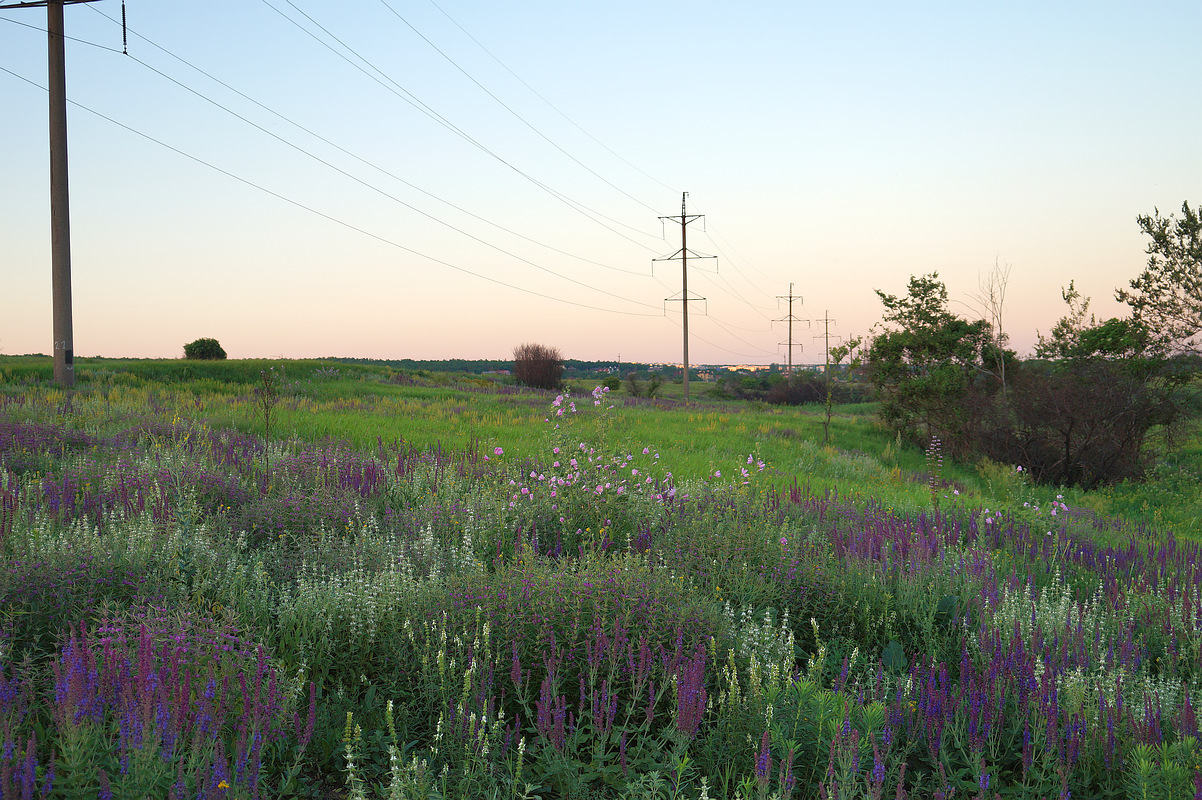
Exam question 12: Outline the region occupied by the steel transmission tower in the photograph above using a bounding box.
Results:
[1,0,105,386]
[654,192,714,404]
[813,310,841,375]
[775,283,810,376]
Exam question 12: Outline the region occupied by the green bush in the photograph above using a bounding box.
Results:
[184,337,228,360]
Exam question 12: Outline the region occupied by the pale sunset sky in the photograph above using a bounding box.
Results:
[2,1,1199,364]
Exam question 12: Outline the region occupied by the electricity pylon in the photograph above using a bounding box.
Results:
[813,310,841,375]
[654,192,714,404]
[775,283,810,376]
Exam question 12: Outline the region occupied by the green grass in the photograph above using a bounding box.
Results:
[3,359,1202,798]
[7,355,1196,533]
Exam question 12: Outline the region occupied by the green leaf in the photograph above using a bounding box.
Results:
[934,595,958,628]
[882,640,907,674]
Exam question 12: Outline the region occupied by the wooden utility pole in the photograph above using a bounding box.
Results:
[2,0,104,386]
[775,283,809,376]
[654,192,714,404]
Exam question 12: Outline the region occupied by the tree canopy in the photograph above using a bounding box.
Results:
[866,269,1191,488]
[183,338,227,360]
[866,273,1006,455]
[1116,201,1202,354]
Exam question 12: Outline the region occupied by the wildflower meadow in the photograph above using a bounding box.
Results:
[1,362,1201,799]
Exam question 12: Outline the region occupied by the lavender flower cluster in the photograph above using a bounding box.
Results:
[1,609,314,799]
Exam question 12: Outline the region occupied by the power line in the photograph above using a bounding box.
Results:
[663,314,771,360]
[696,314,771,333]
[701,217,778,283]
[422,0,677,196]
[80,4,651,277]
[699,267,776,315]
[705,315,778,356]
[102,49,661,309]
[681,197,780,320]
[376,0,662,215]
[0,63,666,319]
[260,0,662,250]
[813,310,842,370]
[6,10,787,344]
[0,12,120,51]
[3,10,804,361]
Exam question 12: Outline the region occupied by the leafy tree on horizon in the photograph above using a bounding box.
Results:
[183,338,227,360]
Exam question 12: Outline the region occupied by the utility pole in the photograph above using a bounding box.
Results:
[814,310,843,444]
[2,0,104,386]
[813,310,841,376]
[654,192,714,404]
[775,283,809,377]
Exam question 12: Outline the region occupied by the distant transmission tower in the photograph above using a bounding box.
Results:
[775,283,810,376]
[1,0,107,386]
[813,310,841,375]
[654,192,714,404]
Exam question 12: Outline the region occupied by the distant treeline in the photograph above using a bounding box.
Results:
[327,357,658,375]
[0,355,673,384]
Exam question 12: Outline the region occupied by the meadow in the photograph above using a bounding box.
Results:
[1,356,1201,799]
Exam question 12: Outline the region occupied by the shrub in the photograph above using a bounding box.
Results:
[183,337,227,360]
[512,342,563,390]
[625,371,643,397]
[765,373,825,405]
[973,358,1177,488]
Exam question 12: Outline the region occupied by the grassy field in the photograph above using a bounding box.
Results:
[1,357,1201,798]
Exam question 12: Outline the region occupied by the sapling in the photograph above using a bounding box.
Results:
[255,367,280,491]
[824,336,862,444]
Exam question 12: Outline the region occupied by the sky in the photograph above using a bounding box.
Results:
[2,0,1200,364]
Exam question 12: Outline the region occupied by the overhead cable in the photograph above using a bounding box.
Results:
[262,0,661,250]
[82,4,652,276]
[0,64,665,318]
[376,0,662,215]
[422,0,678,196]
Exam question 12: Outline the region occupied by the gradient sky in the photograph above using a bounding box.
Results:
[3,1,1200,364]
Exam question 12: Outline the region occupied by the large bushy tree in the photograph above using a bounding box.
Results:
[936,280,1190,489]
[183,338,227,360]
[865,273,1008,455]
[994,286,1183,487]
